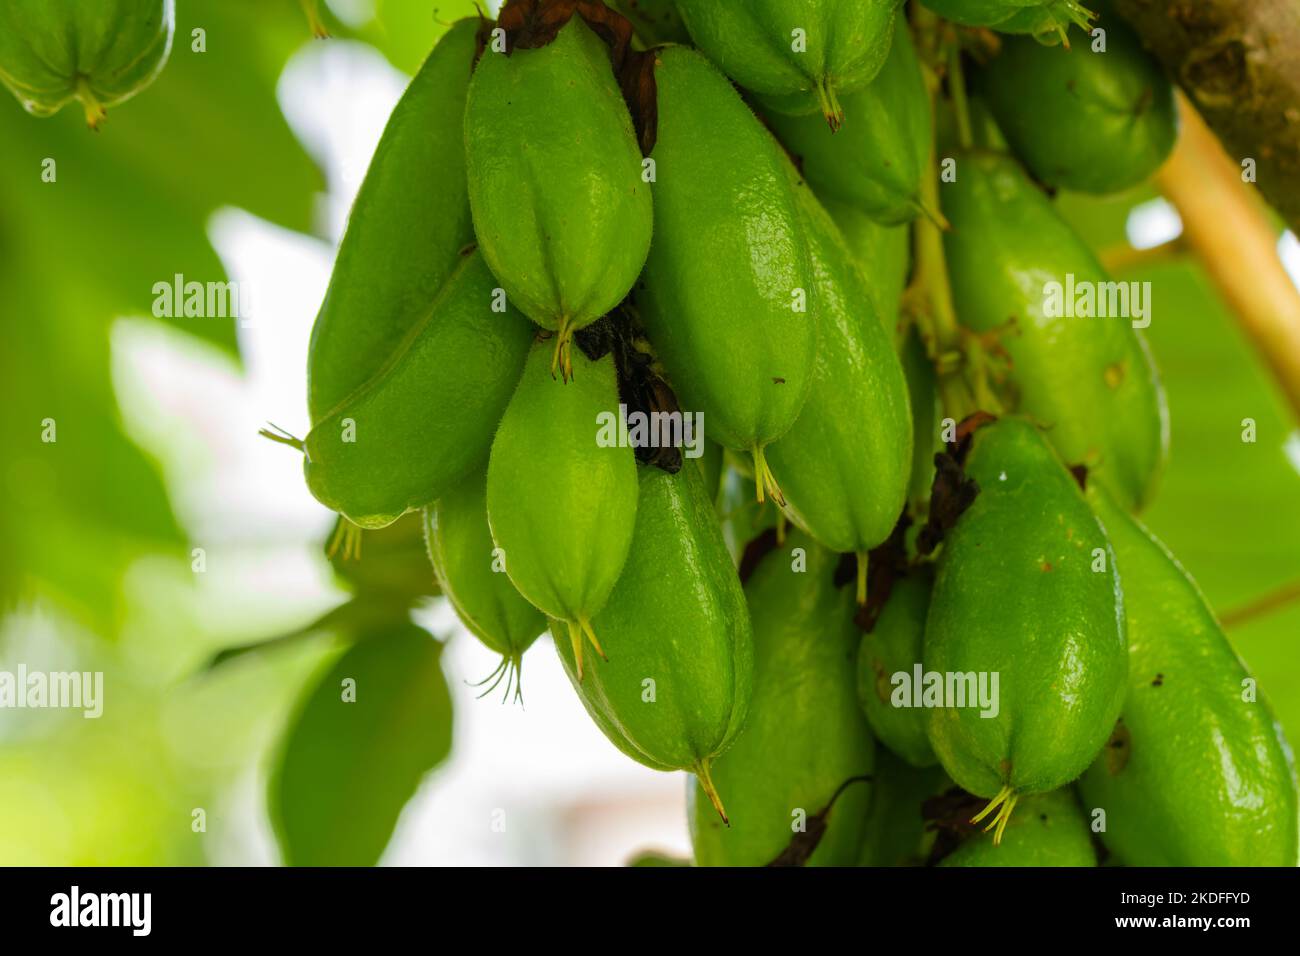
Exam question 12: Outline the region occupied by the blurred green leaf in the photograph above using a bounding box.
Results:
[0,0,324,631]
[269,622,453,865]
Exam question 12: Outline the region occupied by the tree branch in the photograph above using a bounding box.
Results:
[1113,0,1300,234]
[1155,95,1300,422]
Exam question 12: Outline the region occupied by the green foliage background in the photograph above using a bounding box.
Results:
[0,0,1295,864]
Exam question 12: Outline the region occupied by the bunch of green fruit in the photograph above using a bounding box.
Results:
[286,0,1297,865]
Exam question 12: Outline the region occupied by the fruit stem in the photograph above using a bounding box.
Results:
[814,76,844,132]
[299,0,330,38]
[551,319,576,383]
[855,551,868,606]
[695,760,730,826]
[750,444,786,506]
[74,76,106,131]
[326,519,363,561]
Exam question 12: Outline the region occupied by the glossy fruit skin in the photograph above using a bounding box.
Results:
[308,20,478,423]
[304,250,533,529]
[924,418,1127,800]
[939,788,1097,866]
[464,18,652,350]
[858,567,938,768]
[943,150,1167,511]
[676,0,899,125]
[766,17,930,224]
[1078,486,1300,866]
[0,0,174,127]
[857,752,949,866]
[551,465,752,779]
[424,467,545,667]
[487,344,638,648]
[976,14,1175,195]
[691,532,875,866]
[636,46,816,485]
[822,198,911,328]
[609,0,691,45]
[765,181,912,562]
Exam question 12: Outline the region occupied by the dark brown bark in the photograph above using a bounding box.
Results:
[1112,0,1300,232]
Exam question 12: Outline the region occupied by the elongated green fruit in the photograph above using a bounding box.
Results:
[766,17,931,224]
[900,329,941,517]
[924,418,1127,841]
[942,150,1167,511]
[938,788,1096,866]
[552,465,752,820]
[765,181,911,601]
[1078,486,1300,866]
[676,0,899,128]
[0,0,174,128]
[488,344,638,678]
[691,532,875,865]
[609,0,691,45]
[976,7,1175,195]
[304,250,533,529]
[465,17,652,380]
[308,20,478,422]
[858,752,949,866]
[636,46,816,503]
[822,198,911,330]
[858,567,938,768]
[424,467,546,702]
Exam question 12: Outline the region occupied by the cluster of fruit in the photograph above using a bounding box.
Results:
[292,0,1297,866]
[6,0,1292,866]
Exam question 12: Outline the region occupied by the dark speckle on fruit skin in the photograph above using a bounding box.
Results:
[1151,673,1164,687]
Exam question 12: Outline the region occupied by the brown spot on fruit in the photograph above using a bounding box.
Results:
[1105,719,1131,775]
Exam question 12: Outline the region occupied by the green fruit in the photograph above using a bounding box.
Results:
[488,344,639,678]
[552,465,752,819]
[924,417,1127,840]
[304,250,533,529]
[1078,486,1300,866]
[900,329,941,517]
[636,46,816,503]
[858,567,938,768]
[609,0,691,45]
[766,17,931,224]
[695,438,724,506]
[942,150,1167,511]
[424,467,546,701]
[858,752,949,866]
[765,181,912,601]
[920,0,1087,34]
[675,0,900,128]
[918,0,1033,27]
[0,0,174,128]
[691,532,875,865]
[464,17,652,379]
[822,198,911,328]
[994,1,1096,41]
[307,21,478,423]
[976,11,1175,194]
[938,788,1097,866]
